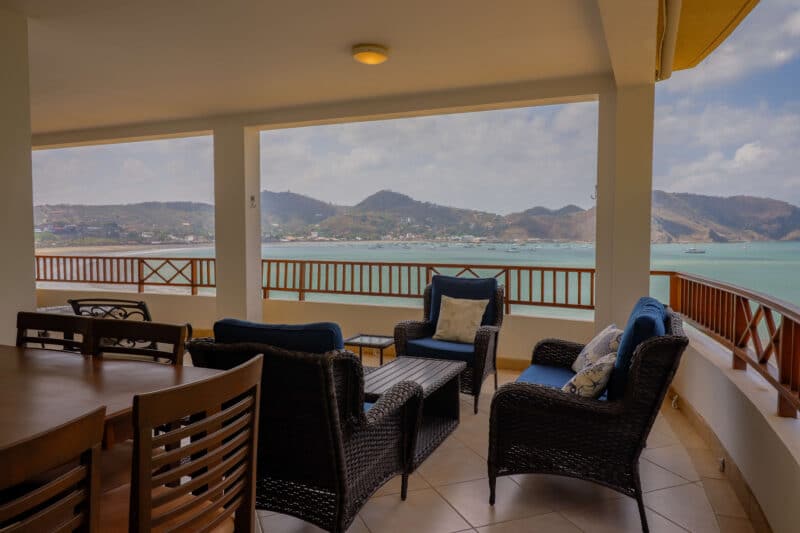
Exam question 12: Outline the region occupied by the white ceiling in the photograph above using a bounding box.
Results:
[8,0,615,135]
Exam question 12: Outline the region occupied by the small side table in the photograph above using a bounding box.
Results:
[344,334,394,365]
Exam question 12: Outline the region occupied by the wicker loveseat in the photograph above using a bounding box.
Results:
[394,275,504,413]
[488,299,688,533]
[187,319,423,533]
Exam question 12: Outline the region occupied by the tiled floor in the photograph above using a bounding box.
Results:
[258,364,762,533]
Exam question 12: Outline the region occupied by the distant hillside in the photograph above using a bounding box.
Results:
[33,189,800,246]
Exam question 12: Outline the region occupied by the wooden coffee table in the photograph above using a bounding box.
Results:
[364,357,466,468]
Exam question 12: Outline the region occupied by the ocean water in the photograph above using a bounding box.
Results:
[113,241,800,315]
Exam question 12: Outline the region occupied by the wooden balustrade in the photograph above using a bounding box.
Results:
[261,259,595,312]
[654,271,800,418]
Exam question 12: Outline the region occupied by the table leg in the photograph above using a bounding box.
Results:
[379,348,384,366]
[359,346,363,362]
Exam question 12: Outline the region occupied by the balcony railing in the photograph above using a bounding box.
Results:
[654,271,800,418]
[35,255,799,417]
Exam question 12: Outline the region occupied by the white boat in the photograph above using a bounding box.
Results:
[685,247,706,254]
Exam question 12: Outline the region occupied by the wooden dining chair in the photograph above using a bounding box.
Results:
[99,355,262,533]
[90,318,189,365]
[16,311,93,354]
[0,406,106,532]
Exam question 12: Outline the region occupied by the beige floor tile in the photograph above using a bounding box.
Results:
[715,515,757,533]
[640,458,691,492]
[437,477,552,527]
[660,408,710,450]
[687,447,725,480]
[372,471,430,497]
[699,478,748,518]
[644,483,720,532]
[360,488,471,533]
[559,497,687,533]
[476,512,582,533]
[418,442,488,486]
[452,411,491,459]
[646,427,681,449]
[642,444,700,482]
[510,474,622,513]
[259,513,369,533]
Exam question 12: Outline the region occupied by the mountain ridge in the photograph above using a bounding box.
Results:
[33,189,800,245]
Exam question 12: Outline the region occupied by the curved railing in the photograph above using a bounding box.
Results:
[654,270,800,418]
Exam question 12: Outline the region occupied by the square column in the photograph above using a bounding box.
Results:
[213,124,263,321]
[595,84,655,328]
[0,8,35,343]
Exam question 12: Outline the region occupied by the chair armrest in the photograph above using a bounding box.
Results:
[394,320,435,355]
[473,325,500,374]
[491,382,621,419]
[364,381,423,427]
[531,338,585,368]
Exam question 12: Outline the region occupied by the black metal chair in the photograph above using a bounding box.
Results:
[68,298,153,321]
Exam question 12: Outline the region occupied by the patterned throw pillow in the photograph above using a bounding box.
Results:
[562,353,617,398]
[433,295,490,344]
[571,324,623,373]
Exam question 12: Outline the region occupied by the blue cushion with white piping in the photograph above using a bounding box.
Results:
[213,319,344,353]
[607,297,667,400]
[405,337,475,364]
[429,275,498,327]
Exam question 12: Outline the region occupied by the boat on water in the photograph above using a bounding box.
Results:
[487,246,497,251]
[685,247,706,254]
[506,247,521,253]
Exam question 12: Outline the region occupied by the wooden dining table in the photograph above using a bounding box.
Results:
[0,345,221,451]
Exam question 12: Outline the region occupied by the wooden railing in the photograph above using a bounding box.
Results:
[261,259,595,312]
[35,255,216,295]
[654,271,800,418]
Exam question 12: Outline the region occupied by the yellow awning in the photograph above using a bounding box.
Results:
[657,0,759,78]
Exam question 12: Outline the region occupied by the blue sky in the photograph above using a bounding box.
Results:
[32,1,800,214]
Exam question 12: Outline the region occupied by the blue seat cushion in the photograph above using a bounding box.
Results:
[517,364,576,389]
[607,297,667,400]
[430,275,498,326]
[213,319,344,353]
[405,337,475,365]
[364,402,374,412]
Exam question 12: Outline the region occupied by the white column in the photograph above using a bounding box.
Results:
[213,124,263,321]
[0,8,35,343]
[595,84,655,329]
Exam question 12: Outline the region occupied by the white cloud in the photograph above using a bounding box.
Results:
[261,102,599,214]
[665,3,800,92]
[654,100,800,204]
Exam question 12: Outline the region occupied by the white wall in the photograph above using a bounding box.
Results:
[0,8,36,344]
[672,327,800,533]
[36,289,594,362]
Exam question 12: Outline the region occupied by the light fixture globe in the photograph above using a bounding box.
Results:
[352,43,389,65]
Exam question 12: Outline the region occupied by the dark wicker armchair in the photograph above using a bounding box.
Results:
[395,276,504,414]
[187,338,423,533]
[488,309,688,533]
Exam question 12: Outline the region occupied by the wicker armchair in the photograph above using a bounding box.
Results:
[488,309,688,533]
[395,276,504,414]
[187,338,423,533]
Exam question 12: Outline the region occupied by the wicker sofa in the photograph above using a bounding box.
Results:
[488,300,688,533]
[187,319,423,533]
[394,275,504,414]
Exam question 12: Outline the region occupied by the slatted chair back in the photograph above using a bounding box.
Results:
[0,406,105,533]
[90,318,188,365]
[128,355,262,533]
[15,312,93,355]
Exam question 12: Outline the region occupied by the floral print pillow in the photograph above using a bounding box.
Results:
[563,353,617,398]
[571,325,623,373]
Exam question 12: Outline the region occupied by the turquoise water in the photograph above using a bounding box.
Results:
[116,241,800,313]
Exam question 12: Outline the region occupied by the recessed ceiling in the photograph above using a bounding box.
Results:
[9,0,611,134]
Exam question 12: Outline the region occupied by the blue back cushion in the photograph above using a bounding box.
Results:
[213,319,344,353]
[607,297,667,400]
[429,275,498,326]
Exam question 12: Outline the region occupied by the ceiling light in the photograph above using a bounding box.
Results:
[352,44,389,65]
